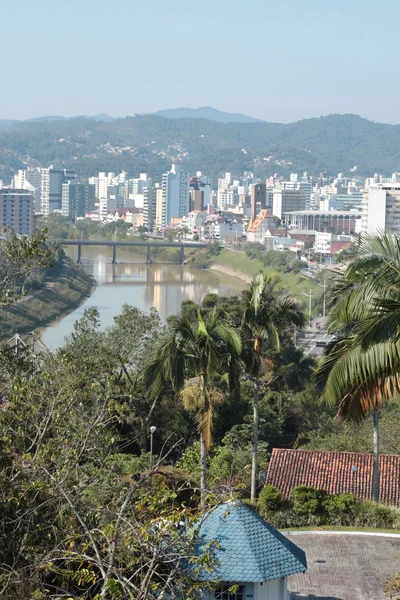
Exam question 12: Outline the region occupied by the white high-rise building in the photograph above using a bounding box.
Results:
[89,176,99,199]
[161,164,190,226]
[143,179,156,230]
[40,168,50,215]
[98,172,115,200]
[13,168,42,211]
[362,181,400,233]
[155,184,163,227]
[217,190,239,209]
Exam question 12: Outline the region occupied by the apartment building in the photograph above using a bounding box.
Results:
[61,182,95,219]
[362,181,400,233]
[161,164,190,226]
[272,188,306,219]
[40,167,76,215]
[0,189,34,235]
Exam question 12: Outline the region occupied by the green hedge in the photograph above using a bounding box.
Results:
[258,485,283,513]
[257,485,400,529]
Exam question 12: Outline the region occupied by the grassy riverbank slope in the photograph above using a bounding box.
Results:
[210,248,321,296]
[0,258,94,340]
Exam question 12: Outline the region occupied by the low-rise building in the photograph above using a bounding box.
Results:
[205,215,244,241]
[106,208,143,227]
[267,448,400,506]
[182,210,207,234]
[314,231,354,255]
[283,210,361,234]
[99,197,118,221]
[246,209,275,243]
[199,500,307,600]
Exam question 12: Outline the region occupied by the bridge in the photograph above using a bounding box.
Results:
[56,240,207,264]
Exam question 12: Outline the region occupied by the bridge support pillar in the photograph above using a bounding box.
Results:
[180,246,185,265]
[112,245,117,264]
[146,245,151,264]
[77,244,82,264]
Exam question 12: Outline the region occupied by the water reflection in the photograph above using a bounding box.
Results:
[41,248,244,349]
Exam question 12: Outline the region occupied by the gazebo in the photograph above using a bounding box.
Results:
[198,500,307,600]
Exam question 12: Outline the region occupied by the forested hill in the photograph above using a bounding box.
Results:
[1,113,399,182]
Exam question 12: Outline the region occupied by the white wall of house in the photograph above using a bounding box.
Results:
[202,577,289,600]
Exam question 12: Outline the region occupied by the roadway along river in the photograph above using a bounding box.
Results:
[41,246,245,349]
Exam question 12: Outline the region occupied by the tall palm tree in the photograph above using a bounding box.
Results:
[315,232,400,501]
[144,308,242,505]
[241,273,305,500]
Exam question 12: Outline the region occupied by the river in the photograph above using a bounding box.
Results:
[41,247,245,349]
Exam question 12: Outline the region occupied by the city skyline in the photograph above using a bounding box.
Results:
[3,0,400,124]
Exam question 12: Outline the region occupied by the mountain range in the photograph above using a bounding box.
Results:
[0,111,399,184]
[0,107,262,126]
[151,106,263,123]
[0,113,117,127]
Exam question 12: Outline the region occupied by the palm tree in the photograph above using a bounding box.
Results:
[241,272,305,500]
[315,232,400,501]
[144,309,242,506]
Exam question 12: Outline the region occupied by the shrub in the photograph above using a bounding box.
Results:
[265,509,324,529]
[291,485,327,515]
[324,493,358,524]
[354,501,399,529]
[258,485,283,514]
[191,253,210,269]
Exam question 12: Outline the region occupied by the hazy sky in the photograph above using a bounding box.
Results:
[3,0,400,123]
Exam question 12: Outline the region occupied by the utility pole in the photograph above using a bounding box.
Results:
[302,290,312,329]
[149,425,157,489]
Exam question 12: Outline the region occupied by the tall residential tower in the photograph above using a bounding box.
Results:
[161,164,190,227]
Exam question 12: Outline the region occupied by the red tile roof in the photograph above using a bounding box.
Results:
[266,448,400,506]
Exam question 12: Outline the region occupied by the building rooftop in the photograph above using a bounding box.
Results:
[284,210,362,216]
[267,448,400,506]
[108,208,139,216]
[247,209,274,232]
[198,500,307,583]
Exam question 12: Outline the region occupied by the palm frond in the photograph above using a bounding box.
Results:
[251,271,266,315]
[315,338,400,416]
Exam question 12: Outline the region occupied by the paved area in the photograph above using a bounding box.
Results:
[287,533,400,600]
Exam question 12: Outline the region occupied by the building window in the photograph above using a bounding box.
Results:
[214,585,244,600]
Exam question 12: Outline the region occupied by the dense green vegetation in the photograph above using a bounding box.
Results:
[211,247,321,297]
[0,256,93,339]
[0,264,323,598]
[2,230,400,598]
[0,229,93,339]
[257,485,400,529]
[315,233,400,501]
[1,113,400,183]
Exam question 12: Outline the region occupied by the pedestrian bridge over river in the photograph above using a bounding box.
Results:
[55,240,207,264]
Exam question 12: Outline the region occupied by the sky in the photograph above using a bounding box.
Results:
[3,0,400,123]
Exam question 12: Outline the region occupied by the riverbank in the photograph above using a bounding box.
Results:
[0,259,95,341]
[210,248,321,296]
[209,262,252,284]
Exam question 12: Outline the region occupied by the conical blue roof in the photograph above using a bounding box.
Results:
[198,500,307,583]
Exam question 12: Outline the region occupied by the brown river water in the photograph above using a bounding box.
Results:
[41,246,245,349]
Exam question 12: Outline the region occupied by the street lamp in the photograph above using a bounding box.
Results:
[149,425,157,472]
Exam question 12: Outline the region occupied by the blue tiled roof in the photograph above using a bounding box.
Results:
[198,500,307,583]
